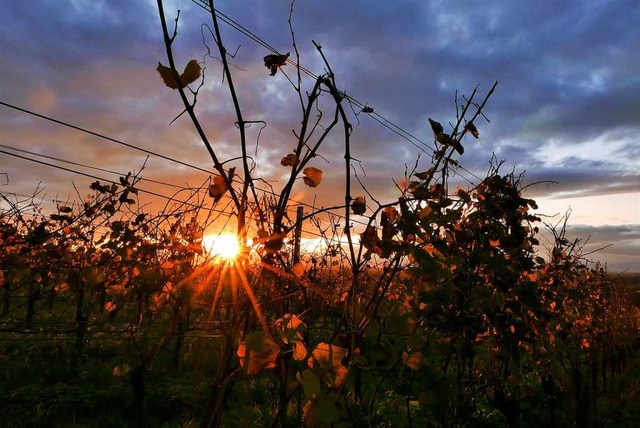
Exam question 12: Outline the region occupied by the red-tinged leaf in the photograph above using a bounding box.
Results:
[280,153,300,167]
[294,342,309,361]
[104,301,117,312]
[276,314,305,344]
[292,262,305,278]
[208,176,228,203]
[303,167,323,188]
[402,351,424,370]
[360,226,380,251]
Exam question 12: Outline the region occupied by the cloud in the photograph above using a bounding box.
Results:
[1,0,638,270]
[536,224,640,272]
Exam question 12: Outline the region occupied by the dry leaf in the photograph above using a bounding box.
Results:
[281,153,300,167]
[308,342,349,389]
[264,232,285,255]
[156,60,202,89]
[464,121,479,138]
[292,262,305,277]
[263,52,290,76]
[294,342,308,361]
[351,196,366,215]
[402,351,424,370]
[208,176,228,203]
[237,332,280,375]
[303,167,323,188]
[428,118,444,135]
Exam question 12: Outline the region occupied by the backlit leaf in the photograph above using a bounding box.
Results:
[428,118,444,135]
[308,342,348,389]
[464,121,479,138]
[208,176,228,203]
[263,52,290,76]
[303,167,323,188]
[351,196,366,215]
[156,60,201,89]
[294,342,309,361]
[292,261,305,277]
[281,153,300,167]
[237,331,280,375]
[113,364,130,377]
[402,351,424,370]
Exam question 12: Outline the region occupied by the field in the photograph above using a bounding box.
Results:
[619,273,640,306]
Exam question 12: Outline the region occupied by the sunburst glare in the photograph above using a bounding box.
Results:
[203,233,240,260]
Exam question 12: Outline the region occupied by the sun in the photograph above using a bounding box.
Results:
[202,233,240,260]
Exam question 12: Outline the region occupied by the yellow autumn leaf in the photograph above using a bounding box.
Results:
[302,167,323,188]
[308,342,349,389]
[156,59,202,89]
[276,313,305,344]
[294,342,308,361]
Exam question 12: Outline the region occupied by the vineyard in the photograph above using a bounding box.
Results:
[2,1,640,427]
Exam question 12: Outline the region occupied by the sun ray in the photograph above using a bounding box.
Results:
[209,262,230,323]
[235,263,271,339]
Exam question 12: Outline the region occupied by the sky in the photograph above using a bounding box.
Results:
[0,0,638,271]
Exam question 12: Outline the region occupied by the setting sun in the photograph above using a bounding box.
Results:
[202,233,240,260]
